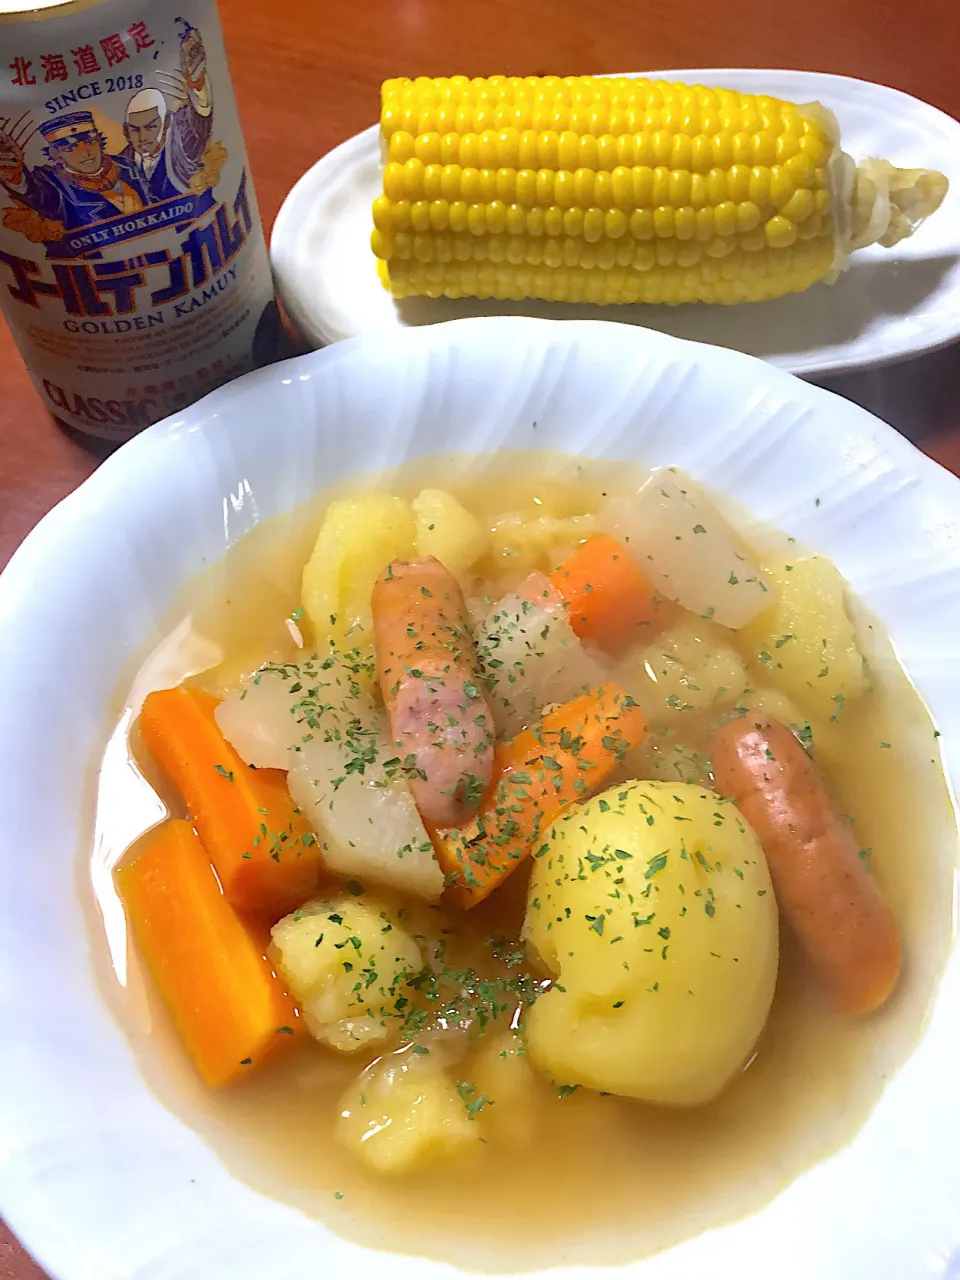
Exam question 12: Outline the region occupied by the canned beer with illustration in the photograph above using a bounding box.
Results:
[0,0,276,441]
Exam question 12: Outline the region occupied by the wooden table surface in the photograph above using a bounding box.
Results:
[1,0,958,1273]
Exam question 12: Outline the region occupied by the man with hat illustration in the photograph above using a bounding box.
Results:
[0,109,150,248]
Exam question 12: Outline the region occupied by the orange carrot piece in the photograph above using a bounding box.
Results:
[115,820,301,1087]
[139,686,322,918]
[550,532,660,650]
[432,683,645,908]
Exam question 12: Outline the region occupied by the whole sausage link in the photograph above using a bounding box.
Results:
[373,557,495,827]
[712,718,901,1015]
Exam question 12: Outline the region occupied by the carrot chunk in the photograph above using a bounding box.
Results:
[549,532,660,650]
[432,683,646,908]
[115,820,300,1087]
[139,686,322,918]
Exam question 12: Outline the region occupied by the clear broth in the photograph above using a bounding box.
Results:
[86,452,958,1272]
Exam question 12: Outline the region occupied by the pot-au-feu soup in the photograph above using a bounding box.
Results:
[90,454,957,1269]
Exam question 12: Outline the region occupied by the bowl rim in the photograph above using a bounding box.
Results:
[2,315,959,1280]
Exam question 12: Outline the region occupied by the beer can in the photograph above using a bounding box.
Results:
[0,0,276,441]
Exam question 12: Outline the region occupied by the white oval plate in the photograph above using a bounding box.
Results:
[1,318,959,1280]
[271,69,960,377]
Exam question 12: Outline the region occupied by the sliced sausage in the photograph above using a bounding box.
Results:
[712,717,901,1015]
[373,557,495,826]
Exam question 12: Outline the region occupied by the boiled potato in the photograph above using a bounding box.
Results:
[488,513,595,578]
[740,556,865,720]
[524,780,778,1106]
[717,686,814,749]
[271,894,421,1053]
[301,494,414,654]
[600,471,772,629]
[469,1031,541,1148]
[623,615,748,725]
[413,489,488,578]
[337,1046,479,1172]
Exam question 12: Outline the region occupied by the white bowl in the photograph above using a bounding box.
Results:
[1,317,959,1280]
[270,69,960,377]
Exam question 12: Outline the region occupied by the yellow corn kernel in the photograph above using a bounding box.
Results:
[383,162,405,202]
[539,130,560,168]
[544,205,565,236]
[440,133,460,164]
[579,134,599,170]
[563,208,585,237]
[466,203,486,236]
[674,206,697,240]
[372,195,393,232]
[712,131,733,167]
[605,208,628,239]
[497,128,521,167]
[797,211,824,239]
[593,171,613,209]
[574,168,596,206]
[633,165,654,206]
[764,214,798,248]
[734,200,760,232]
[691,134,713,173]
[633,243,657,270]
[415,132,442,164]
[727,164,751,203]
[690,172,709,209]
[370,227,391,259]
[784,152,816,187]
[389,131,416,163]
[707,168,728,204]
[410,199,431,232]
[518,129,539,167]
[458,167,480,204]
[505,202,527,234]
[496,168,517,203]
[653,207,674,239]
[669,170,692,206]
[769,166,796,208]
[630,208,655,240]
[780,188,814,223]
[583,208,605,242]
[611,166,634,209]
[448,200,468,233]
[714,200,737,237]
[738,228,766,251]
[507,237,527,264]
[651,166,671,206]
[614,134,635,167]
[423,165,443,201]
[438,165,459,201]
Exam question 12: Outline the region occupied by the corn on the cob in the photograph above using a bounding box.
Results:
[371,75,948,307]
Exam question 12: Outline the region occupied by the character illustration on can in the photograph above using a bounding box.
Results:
[0,17,229,258]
